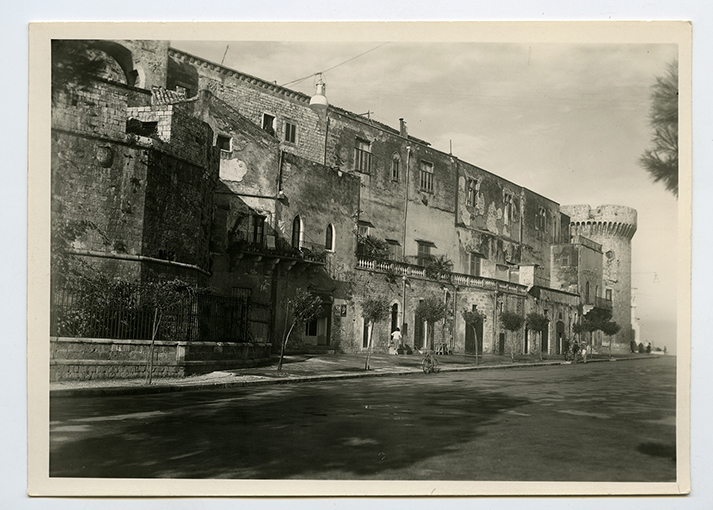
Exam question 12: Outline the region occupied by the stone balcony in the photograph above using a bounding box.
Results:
[228,235,326,275]
[355,257,528,295]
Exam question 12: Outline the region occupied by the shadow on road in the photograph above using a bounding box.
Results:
[50,382,530,479]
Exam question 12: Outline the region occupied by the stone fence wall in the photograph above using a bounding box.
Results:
[50,337,271,381]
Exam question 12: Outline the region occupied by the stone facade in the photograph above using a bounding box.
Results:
[561,205,637,353]
[50,40,639,380]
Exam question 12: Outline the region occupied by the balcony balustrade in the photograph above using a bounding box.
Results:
[355,256,527,295]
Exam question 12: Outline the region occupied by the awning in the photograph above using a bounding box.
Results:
[415,239,437,248]
[384,239,401,246]
[357,220,375,228]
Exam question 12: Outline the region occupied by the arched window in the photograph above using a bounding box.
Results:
[292,216,303,249]
[585,281,590,304]
[325,224,334,251]
[391,153,401,181]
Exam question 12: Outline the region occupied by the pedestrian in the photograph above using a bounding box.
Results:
[390,328,402,355]
[581,344,588,364]
[572,342,579,364]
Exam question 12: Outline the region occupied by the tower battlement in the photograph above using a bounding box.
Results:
[561,204,637,353]
[562,204,637,240]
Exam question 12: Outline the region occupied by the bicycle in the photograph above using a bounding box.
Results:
[422,350,441,374]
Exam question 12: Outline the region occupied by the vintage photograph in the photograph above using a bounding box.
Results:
[28,22,691,496]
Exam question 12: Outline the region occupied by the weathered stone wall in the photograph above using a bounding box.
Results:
[50,337,271,381]
[562,204,637,352]
[520,188,565,287]
[167,50,326,163]
[52,72,219,285]
[551,244,582,294]
[324,111,409,247]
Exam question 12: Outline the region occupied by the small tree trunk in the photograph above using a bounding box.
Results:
[146,307,159,385]
[510,333,515,362]
[471,325,478,366]
[277,322,296,373]
[364,321,374,370]
[539,332,543,361]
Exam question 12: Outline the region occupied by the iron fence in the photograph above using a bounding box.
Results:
[50,287,254,343]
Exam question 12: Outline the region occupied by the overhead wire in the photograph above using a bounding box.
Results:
[280,43,389,88]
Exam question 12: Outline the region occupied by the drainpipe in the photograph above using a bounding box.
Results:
[401,276,408,348]
[454,158,460,227]
[452,286,458,353]
[402,145,412,250]
[322,112,330,166]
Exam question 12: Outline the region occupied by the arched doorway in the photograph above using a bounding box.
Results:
[292,216,302,249]
[541,324,549,354]
[556,321,565,355]
[465,307,483,355]
[390,303,399,334]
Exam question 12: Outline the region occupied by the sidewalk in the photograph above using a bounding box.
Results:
[50,352,658,397]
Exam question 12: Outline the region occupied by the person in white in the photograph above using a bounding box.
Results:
[390,328,402,355]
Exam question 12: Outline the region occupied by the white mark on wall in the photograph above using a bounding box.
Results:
[486,202,501,234]
[220,159,248,182]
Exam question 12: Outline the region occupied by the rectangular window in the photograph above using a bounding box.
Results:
[537,207,547,231]
[467,179,477,206]
[262,114,275,136]
[305,319,318,337]
[126,119,157,137]
[503,192,513,225]
[605,289,612,301]
[284,121,297,144]
[469,253,481,276]
[354,138,372,174]
[252,216,265,245]
[216,135,231,152]
[417,241,432,267]
[391,157,400,181]
[420,161,434,193]
[385,239,402,260]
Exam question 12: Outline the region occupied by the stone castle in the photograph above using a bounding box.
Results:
[50,40,637,380]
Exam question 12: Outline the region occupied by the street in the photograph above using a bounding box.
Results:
[50,356,676,481]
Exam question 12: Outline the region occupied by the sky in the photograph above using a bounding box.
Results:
[172,40,680,353]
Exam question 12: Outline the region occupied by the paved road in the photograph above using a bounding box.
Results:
[50,356,676,481]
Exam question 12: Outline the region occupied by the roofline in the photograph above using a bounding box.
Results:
[168,47,430,145]
[168,46,562,208]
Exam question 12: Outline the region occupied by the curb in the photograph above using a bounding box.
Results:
[49,356,660,398]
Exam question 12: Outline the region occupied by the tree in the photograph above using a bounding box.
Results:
[415,296,448,352]
[361,295,391,370]
[639,59,678,196]
[277,288,324,373]
[51,40,107,104]
[424,255,453,281]
[601,321,622,357]
[461,308,485,365]
[356,234,390,260]
[139,279,196,385]
[500,310,525,362]
[527,312,549,361]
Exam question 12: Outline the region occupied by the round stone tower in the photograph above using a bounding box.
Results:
[560,204,637,354]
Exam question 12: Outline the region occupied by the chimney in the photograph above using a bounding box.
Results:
[399,118,408,138]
